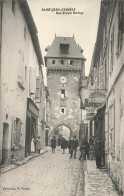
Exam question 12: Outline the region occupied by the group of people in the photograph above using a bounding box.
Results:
[79,137,90,161]
[50,135,78,158]
[31,136,42,154]
[50,135,105,168]
[79,136,105,168]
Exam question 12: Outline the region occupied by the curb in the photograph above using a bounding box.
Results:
[0,149,49,174]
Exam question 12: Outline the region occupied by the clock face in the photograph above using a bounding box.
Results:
[59,76,67,84]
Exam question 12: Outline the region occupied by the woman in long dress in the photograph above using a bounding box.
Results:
[31,138,35,153]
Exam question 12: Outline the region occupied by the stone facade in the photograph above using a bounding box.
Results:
[45,36,85,140]
[0,0,45,165]
[85,0,124,193]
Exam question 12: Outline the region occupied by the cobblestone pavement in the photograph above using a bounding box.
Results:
[0,147,84,196]
[0,148,120,196]
[84,160,120,196]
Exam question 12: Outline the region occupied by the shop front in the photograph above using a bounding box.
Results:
[93,104,106,166]
[25,98,39,156]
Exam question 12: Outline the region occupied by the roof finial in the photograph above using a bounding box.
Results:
[55,33,56,37]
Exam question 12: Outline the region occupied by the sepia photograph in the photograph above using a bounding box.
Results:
[0,0,124,195]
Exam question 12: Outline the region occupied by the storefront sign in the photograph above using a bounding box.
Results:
[89,91,105,107]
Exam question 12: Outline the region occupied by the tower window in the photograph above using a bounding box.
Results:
[52,60,55,64]
[61,60,64,64]
[60,44,69,54]
[60,89,65,98]
[61,108,65,113]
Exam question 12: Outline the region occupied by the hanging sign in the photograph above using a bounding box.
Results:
[89,91,105,107]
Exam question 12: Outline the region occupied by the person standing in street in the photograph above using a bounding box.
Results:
[84,139,90,160]
[61,137,67,154]
[37,136,42,154]
[89,136,95,160]
[79,138,86,161]
[70,135,78,159]
[95,138,102,168]
[31,138,35,153]
[51,136,56,153]
[68,137,72,154]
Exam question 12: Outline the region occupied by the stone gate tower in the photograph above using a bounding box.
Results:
[45,36,85,139]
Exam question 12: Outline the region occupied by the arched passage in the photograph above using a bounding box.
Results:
[50,124,72,146]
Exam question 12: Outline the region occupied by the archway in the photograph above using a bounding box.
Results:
[51,124,71,146]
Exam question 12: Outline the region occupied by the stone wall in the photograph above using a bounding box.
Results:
[47,57,82,140]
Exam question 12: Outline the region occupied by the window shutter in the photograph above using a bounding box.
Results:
[11,118,16,148]
[16,119,21,145]
[20,122,23,145]
[91,69,94,86]
[35,77,41,102]
[29,68,36,94]
[85,99,89,107]
[14,120,16,145]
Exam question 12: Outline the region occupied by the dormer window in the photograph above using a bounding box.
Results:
[60,44,69,54]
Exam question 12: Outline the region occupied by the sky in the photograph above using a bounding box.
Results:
[27,0,101,78]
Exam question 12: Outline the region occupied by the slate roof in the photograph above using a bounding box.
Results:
[45,36,85,59]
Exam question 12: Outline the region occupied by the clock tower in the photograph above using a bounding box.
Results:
[45,36,86,139]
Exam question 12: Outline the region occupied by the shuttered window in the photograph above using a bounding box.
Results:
[99,65,104,89]
[29,68,36,95]
[35,77,41,102]
[18,50,24,82]
[109,103,115,154]
[11,118,22,147]
[117,1,124,56]
[105,111,109,152]
[110,26,114,73]
[15,119,21,146]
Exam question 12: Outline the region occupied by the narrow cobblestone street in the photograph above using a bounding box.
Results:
[0,148,120,196]
[0,148,84,196]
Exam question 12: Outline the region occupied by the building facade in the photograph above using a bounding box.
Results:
[86,0,124,193]
[0,0,45,165]
[45,36,86,140]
